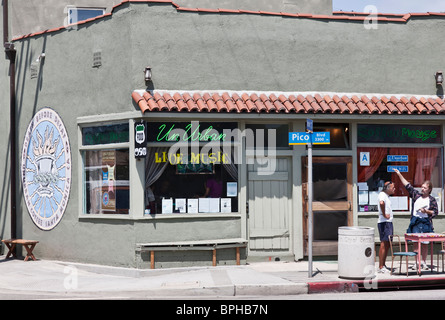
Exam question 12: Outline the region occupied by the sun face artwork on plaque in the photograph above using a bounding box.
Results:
[21,108,71,230]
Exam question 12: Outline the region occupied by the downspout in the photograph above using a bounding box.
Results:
[3,0,17,240]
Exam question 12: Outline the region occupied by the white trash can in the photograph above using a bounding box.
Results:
[338,227,375,279]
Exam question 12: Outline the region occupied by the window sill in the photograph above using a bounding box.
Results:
[79,214,132,220]
[136,213,241,220]
[79,212,241,220]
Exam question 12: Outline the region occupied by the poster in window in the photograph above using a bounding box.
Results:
[187,199,198,213]
[226,182,237,197]
[162,198,173,214]
[175,198,187,213]
[199,198,210,212]
[101,150,116,211]
[221,198,232,213]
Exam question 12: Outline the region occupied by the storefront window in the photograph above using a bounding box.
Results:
[83,149,129,214]
[358,124,441,144]
[313,123,350,149]
[82,123,129,145]
[357,147,443,212]
[81,123,130,215]
[245,124,289,149]
[144,121,240,214]
[145,147,238,214]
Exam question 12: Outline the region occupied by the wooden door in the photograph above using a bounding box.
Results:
[302,157,353,256]
[248,157,291,255]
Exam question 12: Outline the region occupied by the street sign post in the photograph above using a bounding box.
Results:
[289,126,330,277]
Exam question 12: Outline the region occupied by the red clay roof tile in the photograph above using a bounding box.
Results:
[133,90,445,116]
[296,95,311,112]
[232,93,247,112]
[360,95,375,113]
[323,95,340,113]
[351,95,368,113]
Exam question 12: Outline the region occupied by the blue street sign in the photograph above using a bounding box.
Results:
[289,132,330,145]
[387,155,408,162]
[289,132,311,145]
[387,165,408,173]
[311,132,330,144]
[306,119,313,133]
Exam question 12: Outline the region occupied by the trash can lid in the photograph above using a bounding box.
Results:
[338,226,374,236]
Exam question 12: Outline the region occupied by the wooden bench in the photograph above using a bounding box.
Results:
[136,238,248,269]
[2,239,39,261]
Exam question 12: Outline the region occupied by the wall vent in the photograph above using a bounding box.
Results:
[93,50,102,68]
[30,62,39,79]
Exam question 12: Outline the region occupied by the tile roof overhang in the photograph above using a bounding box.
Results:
[132,90,445,115]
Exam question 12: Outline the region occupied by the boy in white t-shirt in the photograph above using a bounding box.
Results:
[377,181,395,273]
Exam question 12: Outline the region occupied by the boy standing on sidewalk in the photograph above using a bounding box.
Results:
[377,181,395,273]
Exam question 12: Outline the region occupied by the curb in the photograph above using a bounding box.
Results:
[234,283,308,296]
[308,281,359,294]
[132,283,309,297]
[307,276,445,294]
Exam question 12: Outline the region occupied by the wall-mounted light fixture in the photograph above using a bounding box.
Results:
[144,66,152,82]
[36,53,45,63]
[435,71,443,85]
[36,52,46,62]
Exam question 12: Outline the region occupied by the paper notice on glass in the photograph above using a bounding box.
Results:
[209,198,220,213]
[162,198,173,214]
[199,198,210,213]
[369,191,379,206]
[227,182,237,197]
[358,191,368,205]
[221,198,231,213]
[357,182,369,191]
[187,199,198,213]
[175,198,186,213]
[399,196,408,210]
[389,196,408,211]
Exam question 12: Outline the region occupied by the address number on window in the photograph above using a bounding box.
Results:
[134,147,147,158]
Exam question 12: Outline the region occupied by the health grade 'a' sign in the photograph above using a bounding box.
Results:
[288,132,330,145]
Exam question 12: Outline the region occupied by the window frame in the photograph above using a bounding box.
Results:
[68,7,106,24]
[79,120,131,217]
[356,144,444,214]
[77,116,242,220]
[145,120,242,216]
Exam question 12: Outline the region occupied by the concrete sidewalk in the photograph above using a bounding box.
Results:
[0,256,444,299]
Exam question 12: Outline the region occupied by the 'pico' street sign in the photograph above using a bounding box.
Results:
[288,132,330,145]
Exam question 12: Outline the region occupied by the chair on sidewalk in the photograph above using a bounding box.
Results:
[389,235,418,276]
[437,232,445,272]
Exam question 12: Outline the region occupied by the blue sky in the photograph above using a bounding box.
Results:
[333,0,445,13]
